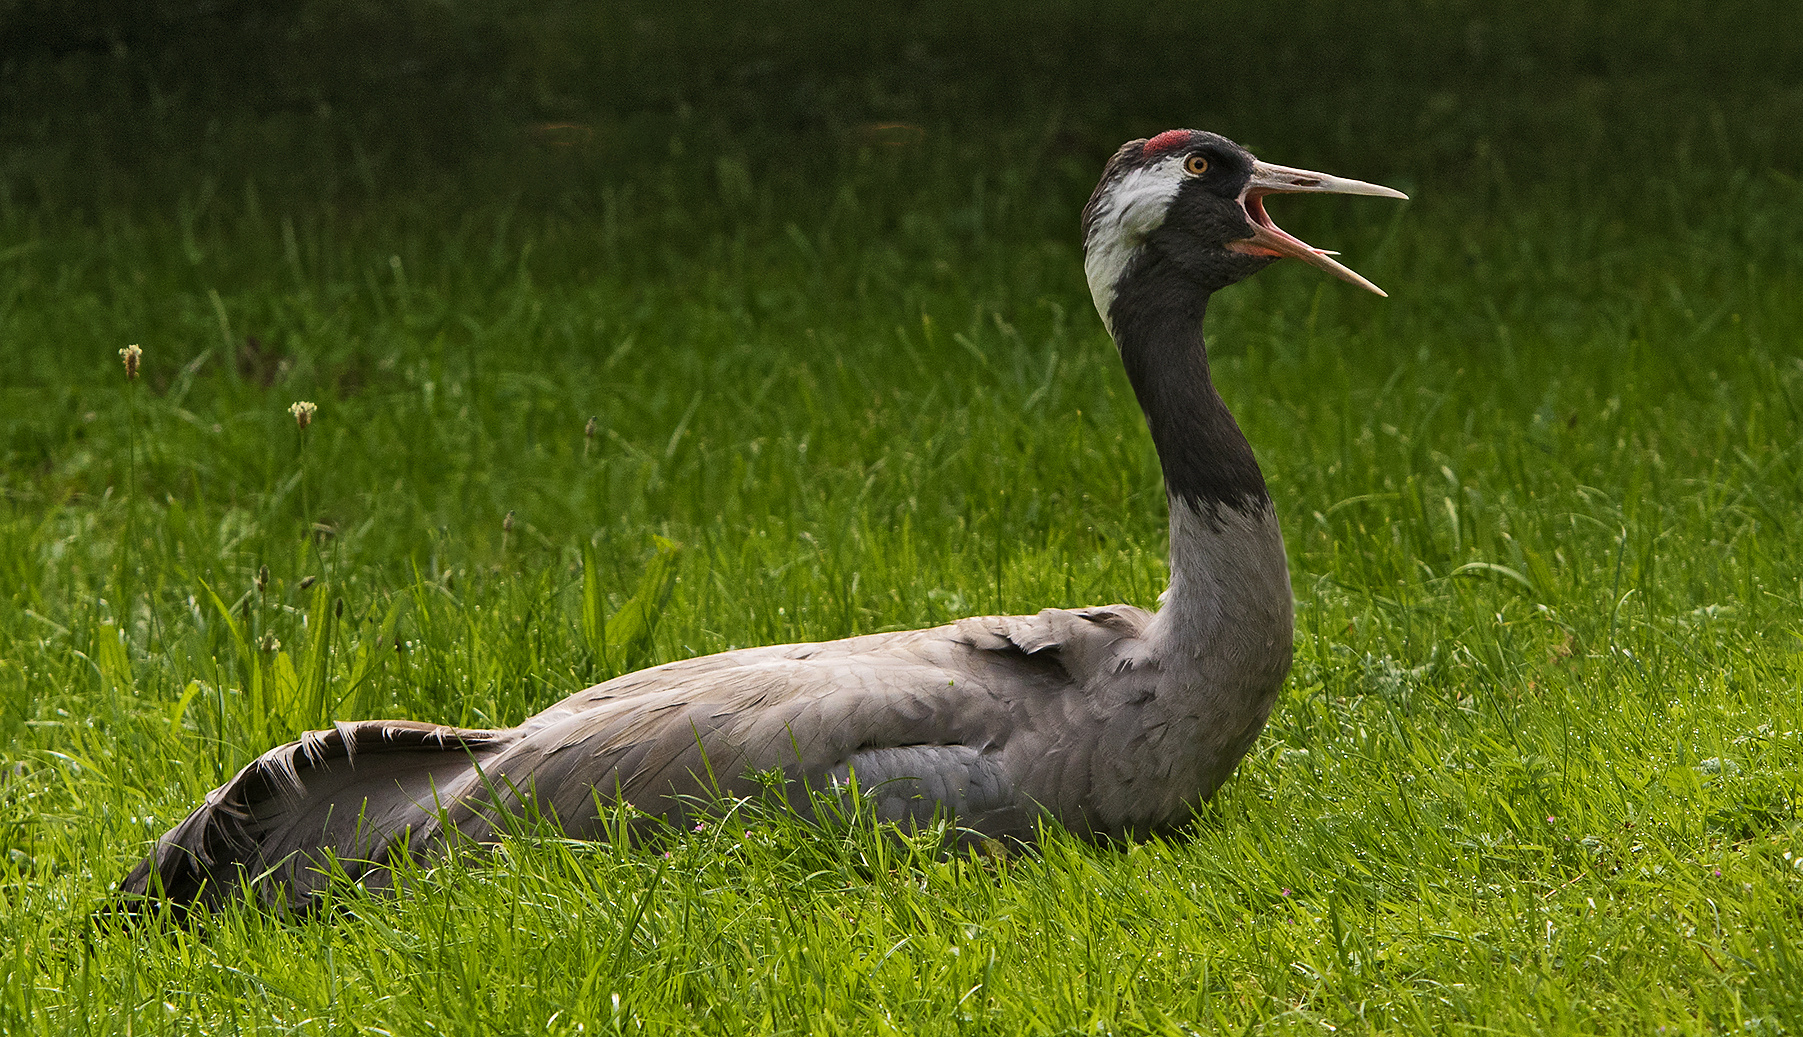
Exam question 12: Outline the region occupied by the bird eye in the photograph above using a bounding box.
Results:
[1183,154,1210,176]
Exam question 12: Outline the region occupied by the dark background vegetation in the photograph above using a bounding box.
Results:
[5,0,1800,203]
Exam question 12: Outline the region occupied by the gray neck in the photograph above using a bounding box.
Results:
[1149,496,1292,678]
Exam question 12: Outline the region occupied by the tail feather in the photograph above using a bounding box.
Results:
[120,720,512,915]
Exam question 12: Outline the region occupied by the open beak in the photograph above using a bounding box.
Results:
[1228,161,1408,296]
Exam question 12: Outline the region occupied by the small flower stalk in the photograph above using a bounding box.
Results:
[287,401,324,569]
[117,343,144,606]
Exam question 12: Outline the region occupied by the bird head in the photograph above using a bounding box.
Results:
[1082,130,1407,332]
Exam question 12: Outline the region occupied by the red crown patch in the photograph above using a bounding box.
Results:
[1141,130,1195,158]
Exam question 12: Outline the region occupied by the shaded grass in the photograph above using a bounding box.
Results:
[3,12,1803,1032]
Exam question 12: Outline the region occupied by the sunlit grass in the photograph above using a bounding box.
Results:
[3,40,1803,1035]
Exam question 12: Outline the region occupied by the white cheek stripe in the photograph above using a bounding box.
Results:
[1083,156,1187,337]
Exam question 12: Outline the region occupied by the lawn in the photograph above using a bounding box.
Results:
[3,3,1803,1032]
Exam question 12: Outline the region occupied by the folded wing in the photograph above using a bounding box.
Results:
[121,607,1154,914]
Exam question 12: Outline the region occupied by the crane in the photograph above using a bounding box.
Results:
[121,130,1405,913]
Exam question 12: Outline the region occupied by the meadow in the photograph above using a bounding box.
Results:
[3,3,1803,1032]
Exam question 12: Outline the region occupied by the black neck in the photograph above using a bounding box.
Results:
[1109,256,1269,514]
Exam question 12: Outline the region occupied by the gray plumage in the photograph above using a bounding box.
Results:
[121,130,1404,913]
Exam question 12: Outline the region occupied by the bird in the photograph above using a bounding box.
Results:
[120,130,1406,914]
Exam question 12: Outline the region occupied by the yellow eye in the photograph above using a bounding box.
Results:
[1183,154,1210,176]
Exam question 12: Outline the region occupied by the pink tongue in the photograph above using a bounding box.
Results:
[1243,195,1322,256]
[1232,241,1285,258]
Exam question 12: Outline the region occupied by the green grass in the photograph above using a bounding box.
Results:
[5,7,1803,1031]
